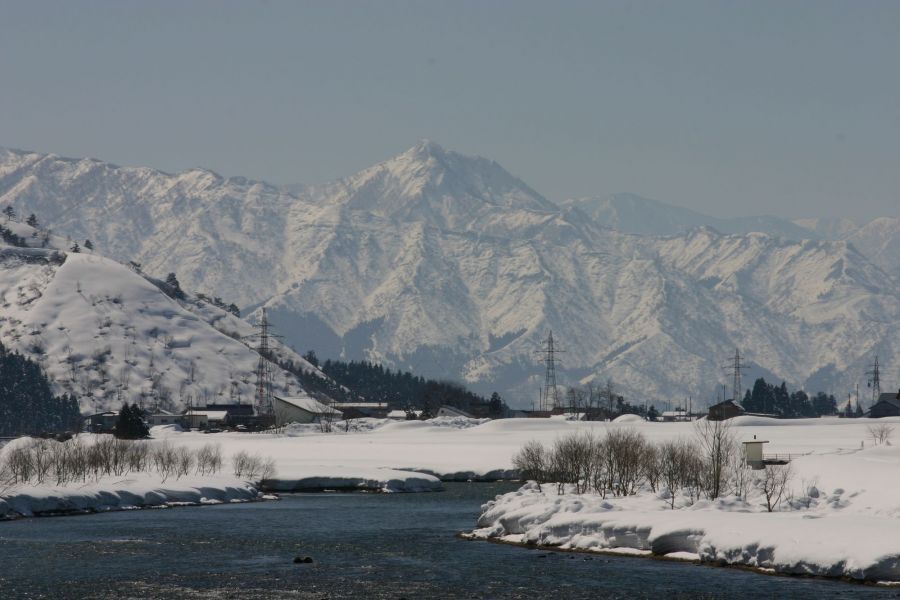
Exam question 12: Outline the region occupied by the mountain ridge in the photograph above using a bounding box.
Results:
[1,142,897,407]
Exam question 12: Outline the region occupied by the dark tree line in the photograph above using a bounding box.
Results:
[741,378,840,418]
[278,353,503,417]
[0,342,81,435]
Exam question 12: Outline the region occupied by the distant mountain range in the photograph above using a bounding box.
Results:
[1,142,897,407]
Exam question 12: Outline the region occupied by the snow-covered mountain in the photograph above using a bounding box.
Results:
[0,219,322,413]
[564,193,818,240]
[1,142,897,406]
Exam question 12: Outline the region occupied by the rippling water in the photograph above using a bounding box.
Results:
[1,483,896,599]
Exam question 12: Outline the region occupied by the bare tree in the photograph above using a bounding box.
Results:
[694,418,736,499]
[759,463,794,512]
[512,440,548,491]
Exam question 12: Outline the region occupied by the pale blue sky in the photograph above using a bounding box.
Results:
[1,1,897,219]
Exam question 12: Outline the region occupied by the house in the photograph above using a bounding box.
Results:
[387,409,422,420]
[661,409,690,422]
[708,399,746,421]
[332,402,390,419]
[147,410,180,427]
[435,405,475,418]
[273,395,343,424]
[85,411,118,433]
[867,390,900,418]
[203,403,255,427]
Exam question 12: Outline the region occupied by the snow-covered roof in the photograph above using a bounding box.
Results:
[662,410,687,417]
[332,402,389,409]
[184,410,228,421]
[275,395,341,416]
[387,409,420,419]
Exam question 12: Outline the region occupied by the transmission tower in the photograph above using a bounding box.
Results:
[866,355,881,409]
[723,348,749,403]
[244,308,281,416]
[535,330,565,411]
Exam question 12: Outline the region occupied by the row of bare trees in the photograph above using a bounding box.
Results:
[512,421,794,512]
[0,437,240,489]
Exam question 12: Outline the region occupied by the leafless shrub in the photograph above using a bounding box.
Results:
[232,451,276,482]
[548,432,595,494]
[867,423,894,446]
[658,439,699,509]
[195,444,223,476]
[605,429,649,497]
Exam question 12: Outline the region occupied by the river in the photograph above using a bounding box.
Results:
[1,483,895,599]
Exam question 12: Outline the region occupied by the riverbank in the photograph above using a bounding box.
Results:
[0,474,267,520]
[467,480,900,584]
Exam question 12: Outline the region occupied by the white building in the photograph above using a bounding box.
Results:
[273,395,343,424]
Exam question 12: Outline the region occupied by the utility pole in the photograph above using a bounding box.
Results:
[535,331,564,411]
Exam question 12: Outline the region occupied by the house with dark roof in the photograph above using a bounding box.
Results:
[708,399,746,421]
[867,390,900,418]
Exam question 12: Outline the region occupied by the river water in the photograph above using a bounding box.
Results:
[1,483,896,599]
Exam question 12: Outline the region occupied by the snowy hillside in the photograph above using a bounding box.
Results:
[0,143,898,406]
[0,220,322,413]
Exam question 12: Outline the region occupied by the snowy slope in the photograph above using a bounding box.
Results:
[0,143,898,406]
[794,216,900,282]
[0,222,323,413]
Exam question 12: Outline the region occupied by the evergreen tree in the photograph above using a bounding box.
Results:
[163,272,187,300]
[84,239,94,251]
[26,213,38,227]
[489,392,503,416]
[0,342,81,435]
[114,403,149,439]
[70,242,80,253]
[647,405,660,421]
[3,206,15,221]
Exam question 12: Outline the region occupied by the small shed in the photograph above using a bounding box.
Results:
[742,436,769,469]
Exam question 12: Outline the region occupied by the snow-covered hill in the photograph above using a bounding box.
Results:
[0,220,322,413]
[1,143,897,406]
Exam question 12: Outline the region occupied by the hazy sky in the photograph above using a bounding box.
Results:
[1,1,897,219]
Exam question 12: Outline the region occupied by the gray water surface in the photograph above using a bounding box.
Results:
[1,483,897,599]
